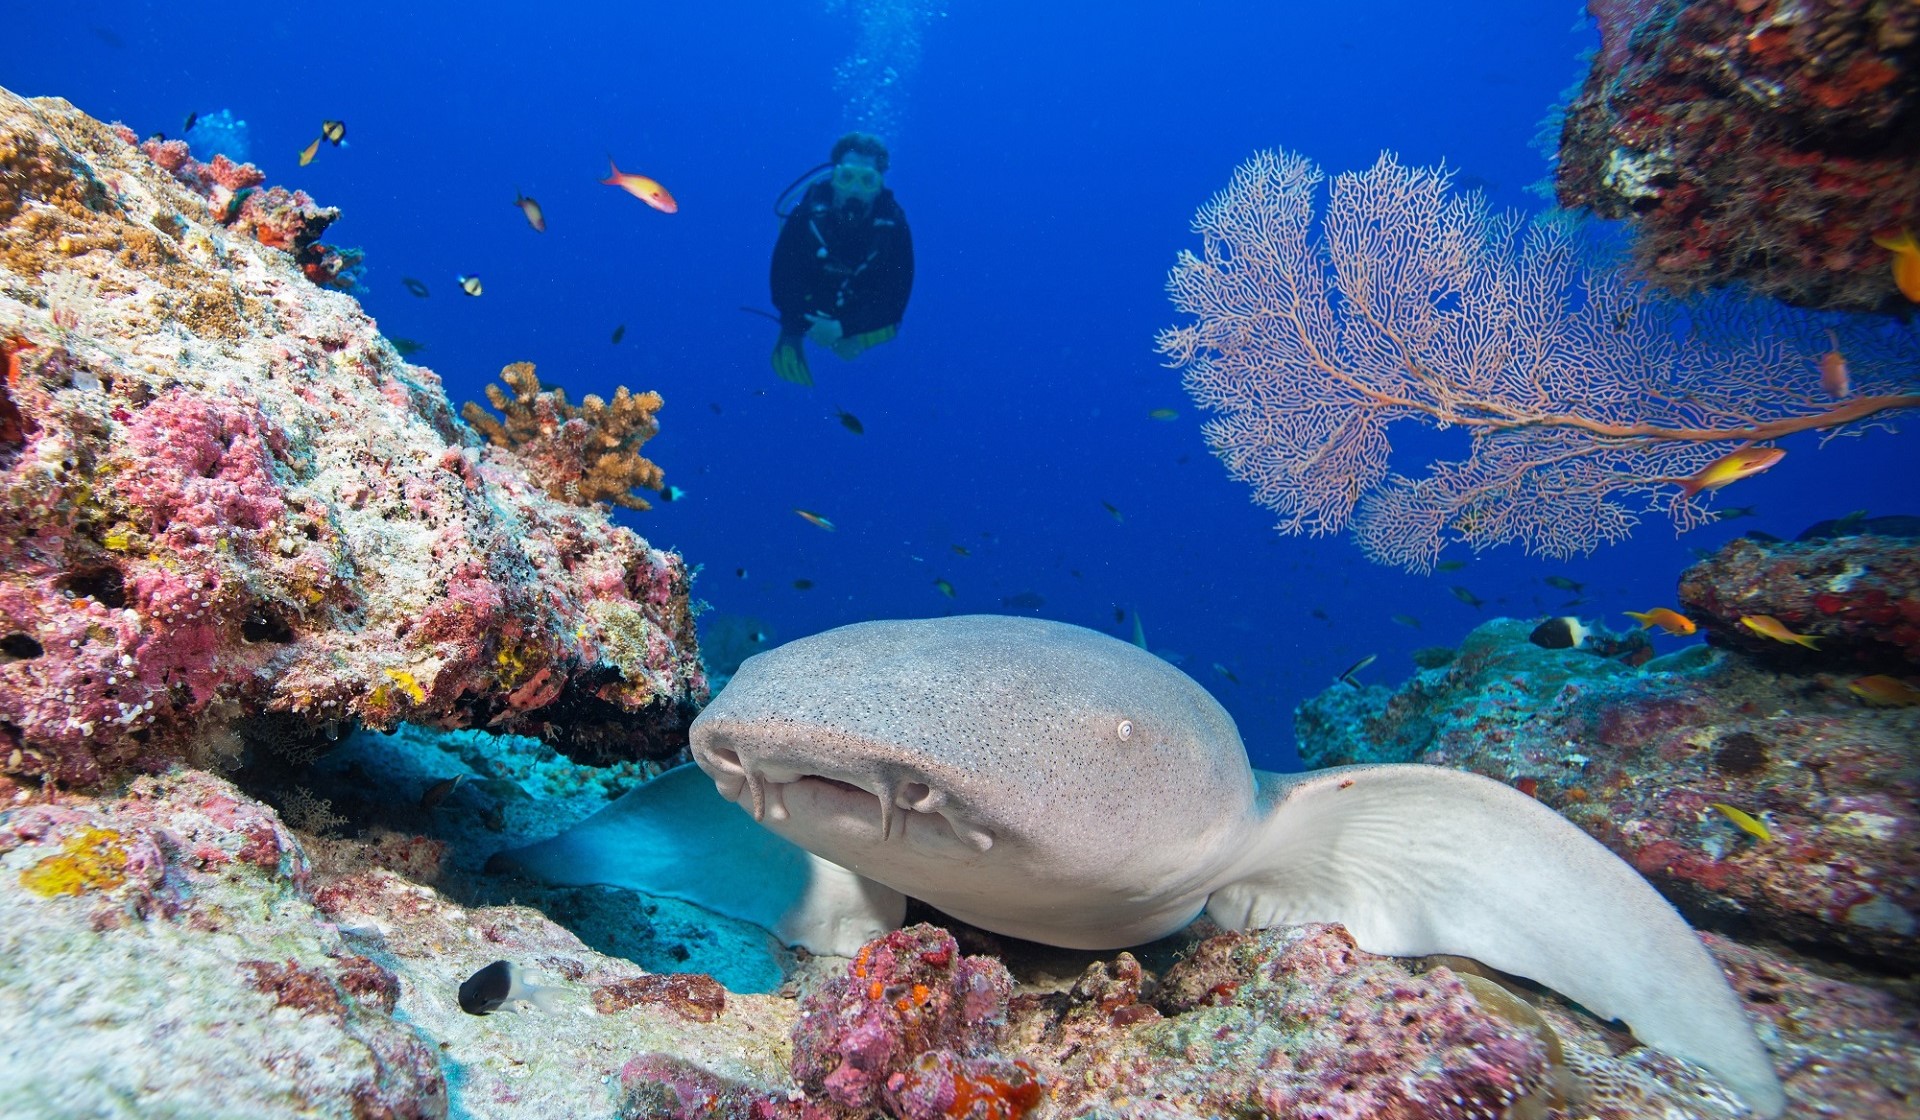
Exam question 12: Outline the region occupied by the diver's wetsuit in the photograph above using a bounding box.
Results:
[770,180,914,354]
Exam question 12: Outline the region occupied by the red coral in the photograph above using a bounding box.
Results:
[593,972,726,1022]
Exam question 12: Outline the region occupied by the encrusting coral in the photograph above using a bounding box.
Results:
[462,362,668,512]
[0,87,705,784]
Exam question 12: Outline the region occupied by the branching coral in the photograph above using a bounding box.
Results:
[462,362,668,511]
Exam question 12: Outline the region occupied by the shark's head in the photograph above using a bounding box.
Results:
[689,615,1258,946]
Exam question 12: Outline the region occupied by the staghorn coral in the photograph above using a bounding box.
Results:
[462,361,668,511]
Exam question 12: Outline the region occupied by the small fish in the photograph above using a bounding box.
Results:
[611,324,626,344]
[182,111,198,133]
[1871,228,1920,303]
[1449,586,1484,609]
[1543,575,1583,593]
[1100,500,1123,523]
[402,277,430,298]
[457,960,565,1015]
[1113,606,1125,623]
[1740,614,1818,649]
[514,190,546,233]
[298,137,321,166]
[1678,446,1786,497]
[1212,662,1239,684]
[1818,330,1850,398]
[735,567,748,578]
[1528,616,1589,650]
[1714,506,1758,521]
[1435,559,1468,572]
[1848,675,1920,707]
[389,336,426,357]
[602,159,678,213]
[1391,613,1421,629]
[1338,653,1376,688]
[750,629,769,644]
[320,119,346,145]
[658,485,686,502]
[1623,608,1696,636]
[420,773,467,809]
[951,544,970,556]
[457,274,483,297]
[1310,607,1329,621]
[1148,408,1178,421]
[835,408,864,435]
[1709,802,1771,843]
[794,509,835,531]
[934,578,956,599]
[793,578,815,590]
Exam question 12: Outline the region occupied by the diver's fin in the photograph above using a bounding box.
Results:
[1205,764,1784,1118]
[771,336,813,386]
[486,763,904,956]
[829,323,897,360]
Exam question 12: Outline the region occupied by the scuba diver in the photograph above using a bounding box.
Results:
[768,133,914,385]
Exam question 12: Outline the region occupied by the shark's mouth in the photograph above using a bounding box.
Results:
[700,746,994,853]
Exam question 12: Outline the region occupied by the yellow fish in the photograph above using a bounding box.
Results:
[1679,446,1785,497]
[1740,614,1817,649]
[1848,675,1920,707]
[933,579,955,599]
[1710,802,1771,842]
[794,509,835,531]
[298,137,321,166]
[1623,608,1696,636]
[1871,228,1920,303]
[456,274,483,297]
[320,119,346,145]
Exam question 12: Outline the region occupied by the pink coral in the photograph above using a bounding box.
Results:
[790,924,1035,1118]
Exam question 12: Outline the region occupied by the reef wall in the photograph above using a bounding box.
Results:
[0,87,705,787]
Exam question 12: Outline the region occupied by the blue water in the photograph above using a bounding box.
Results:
[30,1,1913,771]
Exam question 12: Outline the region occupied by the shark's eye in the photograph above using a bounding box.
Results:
[1115,719,1133,741]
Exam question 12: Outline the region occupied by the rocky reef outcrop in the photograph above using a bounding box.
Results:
[0,87,705,786]
[1299,533,1919,971]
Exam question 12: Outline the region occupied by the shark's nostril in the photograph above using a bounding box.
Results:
[708,746,744,772]
[900,782,932,807]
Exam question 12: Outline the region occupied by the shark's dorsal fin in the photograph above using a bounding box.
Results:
[487,763,905,957]
[1206,765,1784,1118]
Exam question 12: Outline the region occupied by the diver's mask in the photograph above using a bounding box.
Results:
[831,161,883,209]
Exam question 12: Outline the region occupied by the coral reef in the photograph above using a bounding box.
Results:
[1557,0,1920,310]
[137,135,365,291]
[1297,605,1919,967]
[461,361,669,512]
[5,744,1917,1118]
[790,923,1039,1119]
[0,87,705,784]
[1158,147,1920,572]
[1678,533,1920,672]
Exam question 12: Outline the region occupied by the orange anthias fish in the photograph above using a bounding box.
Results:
[1848,675,1920,707]
[602,159,678,214]
[1740,614,1819,649]
[1623,608,1696,636]
[1871,228,1920,303]
[3,335,34,388]
[1818,330,1850,398]
[1678,446,1786,497]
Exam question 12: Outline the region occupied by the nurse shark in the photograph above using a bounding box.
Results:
[491,615,1784,1116]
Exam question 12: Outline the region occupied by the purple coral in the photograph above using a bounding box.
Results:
[791,923,1039,1119]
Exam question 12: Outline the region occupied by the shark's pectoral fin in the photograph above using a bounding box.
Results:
[1207,764,1784,1119]
[486,763,905,956]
